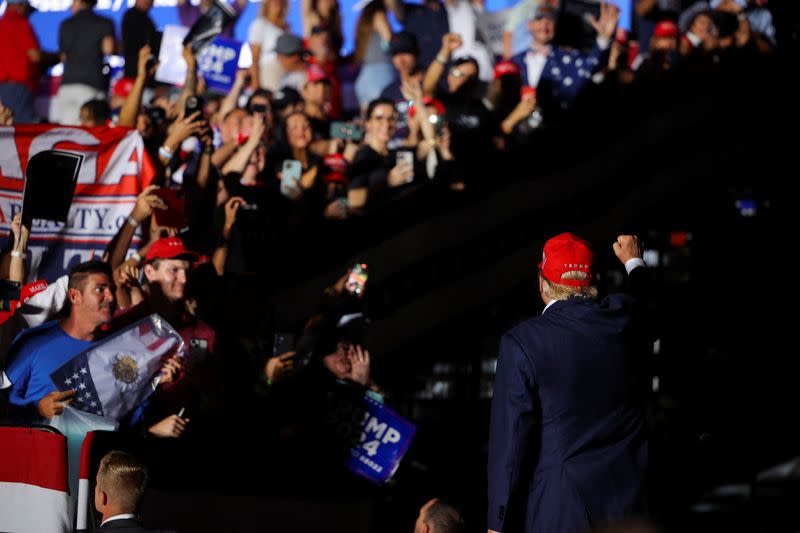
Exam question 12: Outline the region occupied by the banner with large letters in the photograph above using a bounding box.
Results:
[0,125,155,282]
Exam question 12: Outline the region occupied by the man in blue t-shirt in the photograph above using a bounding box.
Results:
[5,260,116,421]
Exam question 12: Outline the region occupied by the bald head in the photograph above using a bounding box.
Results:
[414,498,465,533]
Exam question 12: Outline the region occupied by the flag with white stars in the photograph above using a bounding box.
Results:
[49,314,185,421]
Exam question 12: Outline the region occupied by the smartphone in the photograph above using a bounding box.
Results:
[185,95,204,118]
[428,114,445,137]
[329,121,364,142]
[153,187,186,229]
[187,338,209,371]
[280,159,302,196]
[145,31,163,72]
[344,263,368,298]
[251,103,267,114]
[396,150,414,183]
[273,332,296,357]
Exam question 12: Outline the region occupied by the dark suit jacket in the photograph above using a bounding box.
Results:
[99,517,176,532]
[487,268,652,533]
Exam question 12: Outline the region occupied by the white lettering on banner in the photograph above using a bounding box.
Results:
[358,415,403,458]
[101,135,140,185]
[28,128,100,184]
[364,416,388,439]
[198,44,238,75]
[358,454,383,473]
[0,126,24,180]
[382,427,401,445]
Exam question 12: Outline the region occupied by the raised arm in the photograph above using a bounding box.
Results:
[423,33,462,96]
[118,45,158,128]
[9,214,29,285]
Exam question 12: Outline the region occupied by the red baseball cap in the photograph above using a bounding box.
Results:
[112,77,135,98]
[538,232,594,286]
[493,60,521,80]
[654,20,678,38]
[145,237,199,263]
[408,96,445,118]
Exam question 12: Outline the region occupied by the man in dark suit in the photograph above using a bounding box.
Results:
[487,233,652,533]
[95,450,171,532]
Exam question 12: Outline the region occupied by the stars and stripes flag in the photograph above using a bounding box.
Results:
[49,314,184,421]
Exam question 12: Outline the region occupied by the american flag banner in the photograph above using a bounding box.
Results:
[49,314,184,421]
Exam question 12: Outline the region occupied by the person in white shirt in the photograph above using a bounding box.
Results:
[248,0,288,91]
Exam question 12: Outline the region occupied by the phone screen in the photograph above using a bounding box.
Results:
[344,263,368,297]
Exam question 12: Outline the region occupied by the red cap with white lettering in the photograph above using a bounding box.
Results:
[145,237,199,263]
[537,232,595,286]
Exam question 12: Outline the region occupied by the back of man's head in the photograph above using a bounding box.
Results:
[96,451,149,514]
[422,499,465,533]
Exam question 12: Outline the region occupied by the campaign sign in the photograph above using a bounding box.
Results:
[347,395,416,484]
[198,38,243,93]
[155,24,190,86]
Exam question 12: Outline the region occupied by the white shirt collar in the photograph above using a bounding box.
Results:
[100,513,136,527]
[542,299,558,314]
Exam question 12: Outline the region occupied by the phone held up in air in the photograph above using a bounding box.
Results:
[329,121,364,142]
[184,95,204,118]
[345,263,368,298]
[280,159,303,196]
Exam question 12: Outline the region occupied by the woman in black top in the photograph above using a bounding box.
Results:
[348,98,415,211]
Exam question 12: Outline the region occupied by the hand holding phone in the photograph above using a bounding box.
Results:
[395,150,415,184]
[185,95,204,119]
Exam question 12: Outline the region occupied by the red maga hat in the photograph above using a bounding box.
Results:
[145,237,199,263]
[306,63,330,84]
[493,60,521,79]
[538,232,594,286]
[654,20,679,38]
[408,96,445,118]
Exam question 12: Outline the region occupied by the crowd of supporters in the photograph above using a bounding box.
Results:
[0,0,783,529]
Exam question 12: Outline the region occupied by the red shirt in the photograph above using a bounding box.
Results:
[0,10,40,92]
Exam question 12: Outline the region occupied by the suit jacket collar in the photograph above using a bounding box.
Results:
[100,518,142,529]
